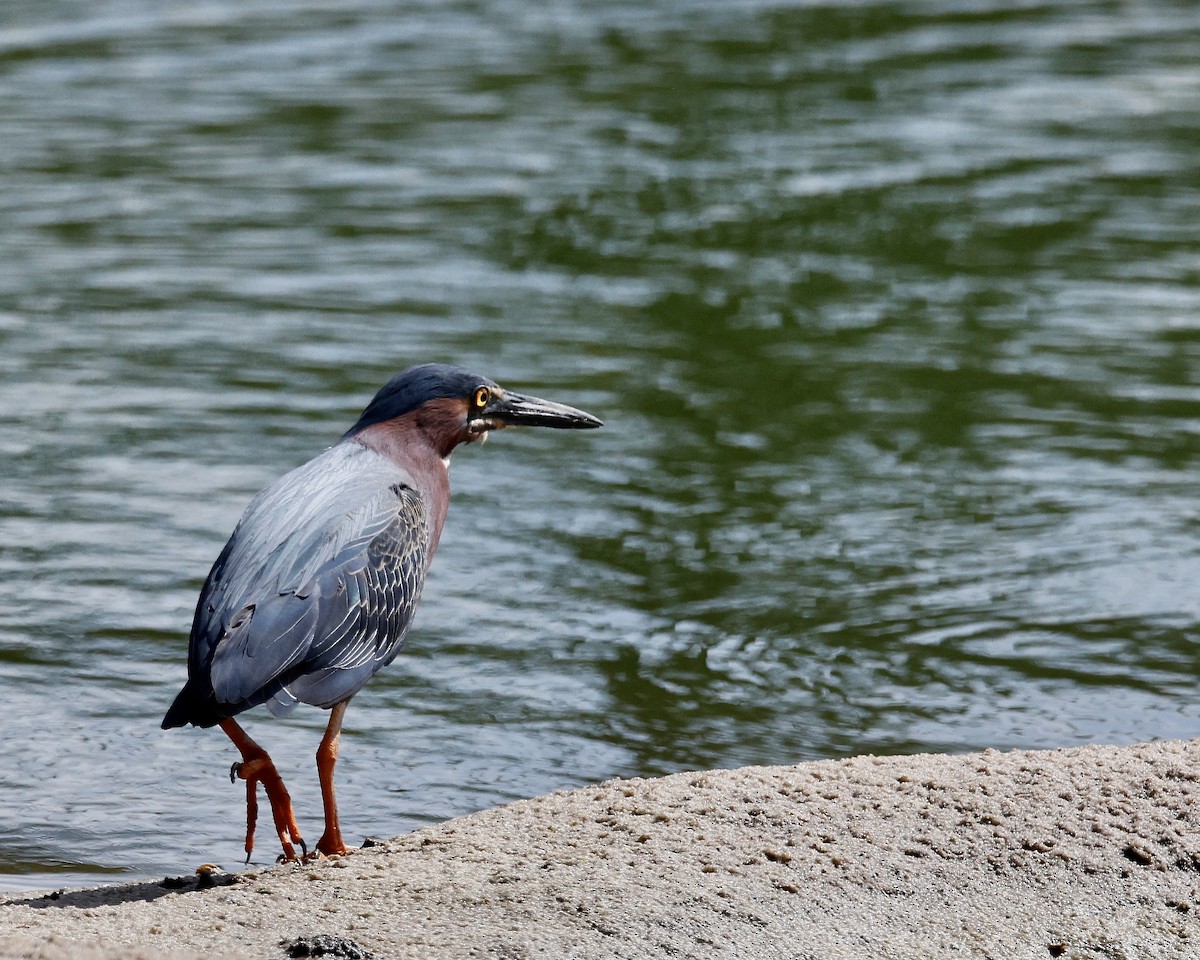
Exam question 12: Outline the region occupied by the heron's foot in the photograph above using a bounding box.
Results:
[307,827,349,861]
[231,756,306,863]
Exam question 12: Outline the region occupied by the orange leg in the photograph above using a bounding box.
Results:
[219,717,305,863]
[313,700,350,858]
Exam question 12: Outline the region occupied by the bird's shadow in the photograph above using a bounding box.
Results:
[3,871,239,910]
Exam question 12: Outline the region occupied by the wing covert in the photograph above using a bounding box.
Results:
[191,443,433,715]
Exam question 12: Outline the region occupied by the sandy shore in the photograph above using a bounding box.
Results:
[3,739,1200,959]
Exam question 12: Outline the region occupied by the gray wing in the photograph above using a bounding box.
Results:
[191,442,430,715]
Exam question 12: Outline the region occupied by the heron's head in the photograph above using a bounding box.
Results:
[344,363,602,458]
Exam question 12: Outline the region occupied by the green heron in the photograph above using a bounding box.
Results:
[162,364,602,861]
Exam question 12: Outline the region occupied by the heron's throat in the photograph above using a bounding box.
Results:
[413,397,476,458]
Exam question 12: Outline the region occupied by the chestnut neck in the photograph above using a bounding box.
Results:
[350,404,473,554]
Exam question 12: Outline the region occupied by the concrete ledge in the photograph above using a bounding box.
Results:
[3,739,1199,959]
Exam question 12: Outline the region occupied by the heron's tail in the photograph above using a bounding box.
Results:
[161,679,223,729]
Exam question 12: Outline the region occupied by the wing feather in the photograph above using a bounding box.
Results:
[190,442,432,715]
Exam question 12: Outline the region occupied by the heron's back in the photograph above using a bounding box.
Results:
[163,441,435,728]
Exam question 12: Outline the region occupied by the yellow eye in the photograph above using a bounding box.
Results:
[473,386,491,409]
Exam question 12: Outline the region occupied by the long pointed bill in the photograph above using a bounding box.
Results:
[483,391,603,429]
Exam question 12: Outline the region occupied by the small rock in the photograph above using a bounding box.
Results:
[195,863,227,890]
[281,934,373,959]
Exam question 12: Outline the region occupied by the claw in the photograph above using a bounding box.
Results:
[244,772,259,861]
[230,762,241,784]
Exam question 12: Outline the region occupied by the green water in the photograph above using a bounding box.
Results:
[2,0,1200,888]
